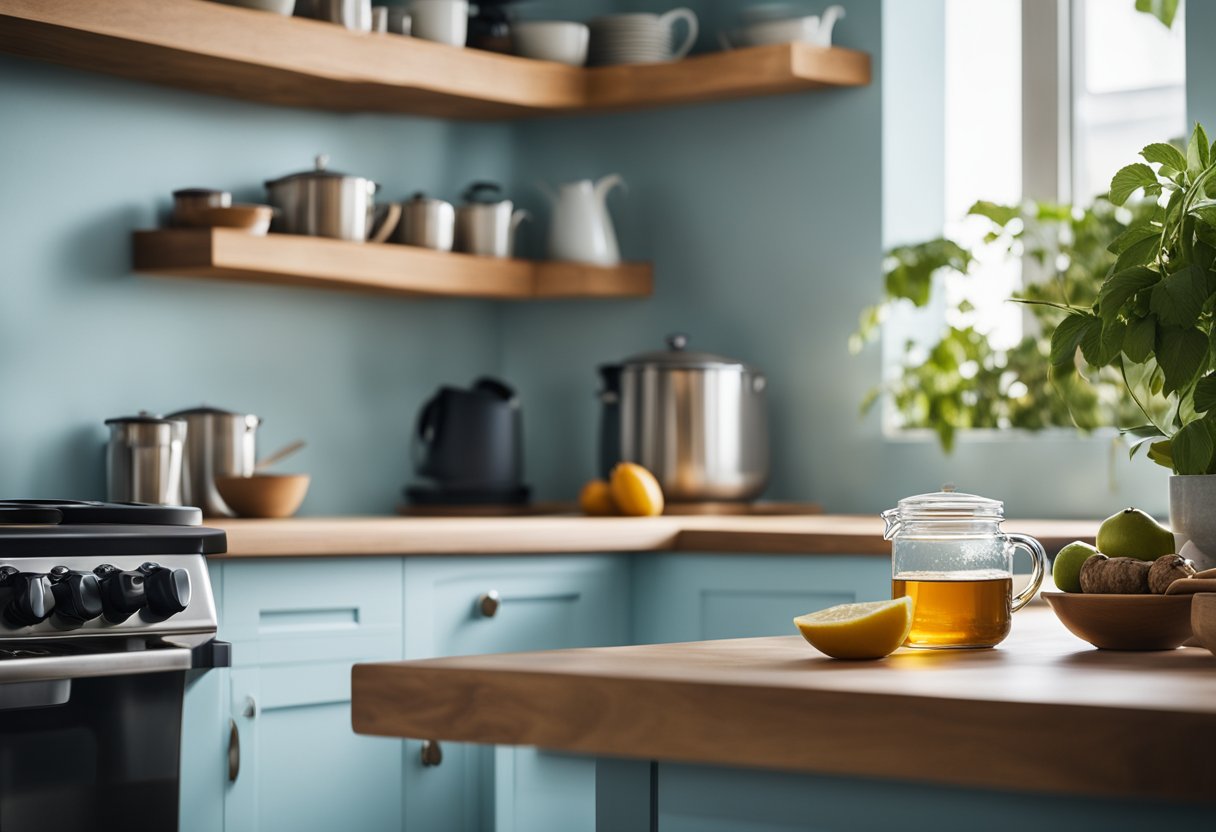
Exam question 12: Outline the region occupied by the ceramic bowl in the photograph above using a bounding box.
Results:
[215,474,310,519]
[512,22,590,66]
[213,0,297,15]
[1042,591,1194,650]
[1191,594,1216,658]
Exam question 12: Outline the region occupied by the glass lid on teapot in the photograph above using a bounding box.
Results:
[882,485,1004,538]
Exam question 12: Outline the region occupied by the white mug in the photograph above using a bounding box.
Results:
[410,0,468,47]
[512,21,590,66]
[589,8,699,65]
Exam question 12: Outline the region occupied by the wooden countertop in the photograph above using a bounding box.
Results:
[352,609,1216,804]
[208,515,1098,558]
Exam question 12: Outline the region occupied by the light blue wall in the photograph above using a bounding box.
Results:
[0,2,1191,518]
[0,58,513,513]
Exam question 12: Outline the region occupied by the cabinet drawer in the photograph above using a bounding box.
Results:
[219,558,403,665]
[403,555,629,659]
[633,554,891,644]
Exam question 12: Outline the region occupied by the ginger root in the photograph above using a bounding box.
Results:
[1079,554,1151,594]
[1148,554,1196,594]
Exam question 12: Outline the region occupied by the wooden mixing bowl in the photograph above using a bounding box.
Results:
[215,474,310,519]
[1042,592,1194,650]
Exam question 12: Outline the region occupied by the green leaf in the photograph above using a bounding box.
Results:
[1110,163,1160,205]
[1149,264,1211,328]
[966,200,1021,227]
[1081,318,1125,367]
[1141,142,1188,172]
[1195,373,1216,413]
[1096,266,1160,324]
[1156,326,1209,394]
[1136,0,1179,29]
[1171,419,1215,474]
[1190,124,1212,177]
[1122,424,1167,439]
[1114,232,1162,272]
[1147,438,1174,469]
[1107,223,1160,256]
[1050,314,1095,367]
[1123,316,1157,363]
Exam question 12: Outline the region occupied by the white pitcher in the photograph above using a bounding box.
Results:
[541,174,625,266]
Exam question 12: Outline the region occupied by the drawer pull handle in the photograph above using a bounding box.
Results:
[242,696,258,719]
[421,739,443,767]
[228,719,240,783]
[477,590,501,618]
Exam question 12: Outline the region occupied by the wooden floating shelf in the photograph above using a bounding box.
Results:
[0,0,871,118]
[132,229,654,300]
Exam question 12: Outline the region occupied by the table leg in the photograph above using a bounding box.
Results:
[595,757,657,832]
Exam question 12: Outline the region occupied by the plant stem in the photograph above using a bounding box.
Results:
[1119,357,1168,436]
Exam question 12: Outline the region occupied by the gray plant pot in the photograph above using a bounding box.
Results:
[1169,475,1216,570]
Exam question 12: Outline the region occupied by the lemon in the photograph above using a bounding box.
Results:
[609,462,665,517]
[793,597,915,660]
[579,479,617,516]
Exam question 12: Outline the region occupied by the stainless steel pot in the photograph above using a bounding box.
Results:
[166,406,260,517]
[454,182,529,258]
[265,155,400,242]
[104,413,187,505]
[599,334,769,502]
[396,192,455,251]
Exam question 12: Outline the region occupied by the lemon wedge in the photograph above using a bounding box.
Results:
[793,597,915,660]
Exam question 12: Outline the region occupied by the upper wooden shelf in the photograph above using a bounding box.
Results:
[133,229,654,300]
[0,0,871,118]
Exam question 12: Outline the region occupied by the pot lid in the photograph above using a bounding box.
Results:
[463,182,507,204]
[888,486,1004,521]
[165,405,260,426]
[622,333,751,370]
[173,187,229,198]
[265,154,373,187]
[105,411,185,426]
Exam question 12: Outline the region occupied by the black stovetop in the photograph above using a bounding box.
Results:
[0,501,226,557]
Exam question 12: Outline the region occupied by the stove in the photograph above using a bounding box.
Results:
[0,500,227,831]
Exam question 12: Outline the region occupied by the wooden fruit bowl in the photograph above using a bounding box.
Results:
[1042,592,1193,650]
[215,474,310,519]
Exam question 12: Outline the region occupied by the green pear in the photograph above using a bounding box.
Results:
[1095,508,1175,561]
[1052,541,1099,593]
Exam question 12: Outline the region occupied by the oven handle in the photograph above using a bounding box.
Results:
[0,647,193,685]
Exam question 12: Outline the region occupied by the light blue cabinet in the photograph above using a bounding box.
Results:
[216,558,406,832]
[632,553,891,643]
[402,556,631,832]
[181,551,888,832]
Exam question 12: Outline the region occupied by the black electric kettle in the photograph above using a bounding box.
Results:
[407,377,528,505]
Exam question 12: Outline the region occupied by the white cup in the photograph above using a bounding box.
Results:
[410,0,468,47]
[371,5,388,32]
[589,8,699,66]
[512,21,590,66]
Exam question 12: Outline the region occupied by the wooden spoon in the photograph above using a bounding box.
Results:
[1165,577,1216,595]
[254,439,307,473]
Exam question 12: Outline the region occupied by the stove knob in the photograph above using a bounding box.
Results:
[94,564,146,624]
[49,567,103,629]
[0,567,55,628]
[140,562,191,622]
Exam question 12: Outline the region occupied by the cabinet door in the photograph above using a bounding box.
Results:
[180,668,227,832]
[632,554,892,644]
[402,556,630,832]
[224,662,404,832]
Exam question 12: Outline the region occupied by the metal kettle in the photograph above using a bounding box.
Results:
[265,155,400,243]
[454,183,530,258]
[412,378,523,491]
[104,413,187,505]
[166,406,260,517]
[599,334,769,502]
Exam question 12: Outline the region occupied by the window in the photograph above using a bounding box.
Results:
[882,0,1187,433]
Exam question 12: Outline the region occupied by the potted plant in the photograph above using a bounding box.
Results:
[1052,124,1216,567]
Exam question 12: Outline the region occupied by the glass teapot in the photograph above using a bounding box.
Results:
[882,488,1045,649]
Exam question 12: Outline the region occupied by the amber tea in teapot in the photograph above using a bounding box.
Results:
[883,490,1045,649]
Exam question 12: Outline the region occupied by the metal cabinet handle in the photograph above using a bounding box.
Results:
[228,719,240,783]
[242,696,257,719]
[421,739,443,767]
[477,590,501,618]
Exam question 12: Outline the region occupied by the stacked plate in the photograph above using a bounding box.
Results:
[588,15,674,66]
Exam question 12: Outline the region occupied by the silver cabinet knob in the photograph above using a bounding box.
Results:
[477,590,501,618]
[228,719,240,783]
[242,696,257,719]
[421,739,443,767]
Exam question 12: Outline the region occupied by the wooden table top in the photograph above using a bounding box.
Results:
[208,514,1098,558]
[352,608,1216,803]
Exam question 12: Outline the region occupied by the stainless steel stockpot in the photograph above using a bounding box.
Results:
[265,155,399,242]
[104,413,187,505]
[599,334,769,502]
[166,406,260,517]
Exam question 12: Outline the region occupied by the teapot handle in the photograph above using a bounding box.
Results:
[1006,534,1046,612]
[660,7,699,60]
[369,202,402,244]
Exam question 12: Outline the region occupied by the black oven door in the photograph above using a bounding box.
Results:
[0,640,203,832]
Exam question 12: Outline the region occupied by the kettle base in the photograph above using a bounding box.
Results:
[404,483,531,507]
